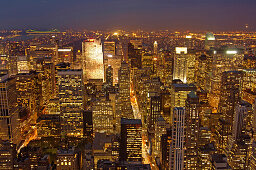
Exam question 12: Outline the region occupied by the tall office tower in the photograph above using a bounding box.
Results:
[163,53,173,85]
[0,75,21,145]
[195,54,212,93]
[148,92,162,132]
[173,47,187,83]
[185,91,199,170]
[242,69,256,104]
[57,48,73,63]
[82,39,104,82]
[170,83,196,124]
[41,63,55,105]
[83,110,93,141]
[16,71,41,117]
[204,32,215,50]
[106,66,113,87]
[0,140,15,169]
[107,55,121,85]
[118,61,133,119]
[227,102,252,170]
[120,118,142,163]
[218,71,243,149]
[209,48,244,108]
[161,128,172,169]
[154,41,158,55]
[17,56,30,73]
[128,43,142,69]
[142,53,153,72]
[232,104,247,141]
[58,69,84,137]
[154,116,166,157]
[103,41,115,81]
[103,41,116,57]
[170,107,185,170]
[92,97,114,135]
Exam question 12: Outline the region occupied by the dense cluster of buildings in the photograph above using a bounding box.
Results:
[0,30,256,169]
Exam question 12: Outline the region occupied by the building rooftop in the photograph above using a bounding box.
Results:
[121,118,142,125]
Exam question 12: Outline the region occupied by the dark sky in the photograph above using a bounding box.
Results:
[0,0,255,31]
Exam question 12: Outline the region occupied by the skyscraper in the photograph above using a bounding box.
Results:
[173,47,187,83]
[185,91,200,170]
[170,107,185,170]
[92,96,114,135]
[118,61,133,119]
[106,66,113,87]
[82,39,104,82]
[58,69,84,137]
[120,118,142,163]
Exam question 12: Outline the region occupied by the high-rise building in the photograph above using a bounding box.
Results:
[120,118,142,163]
[103,41,116,57]
[218,71,243,148]
[185,91,199,170]
[149,92,162,131]
[153,41,158,55]
[82,39,104,81]
[173,47,196,84]
[58,69,84,137]
[209,48,244,108]
[106,66,113,87]
[128,43,142,69]
[170,83,196,124]
[0,75,21,145]
[117,61,133,119]
[170,107,185,170]
[173,47,187,83]
[83,110,93,141]
[92,96,114,135]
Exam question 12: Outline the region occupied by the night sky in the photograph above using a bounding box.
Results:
[0,0,255,31]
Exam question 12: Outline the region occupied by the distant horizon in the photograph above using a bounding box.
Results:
[0,27,255,33]
[0,0,255,32]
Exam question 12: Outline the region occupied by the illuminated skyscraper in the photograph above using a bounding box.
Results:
[107,55,121,85]
[170,107,185,170]
[118,61,133,119]
[209,48,244,108]
[120,118,142,163]
[173,47,187,83]
[0,75,21,145]
[103,41,115,57]
[149,92,162,131]
[185,91,199,170]
[92,97,114,134]
[128,43,142,69]
[153,41,158,55]
[106,66,113,86]
[58,69,84,137]
[170,83,196,124]
[82,39,104,81]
